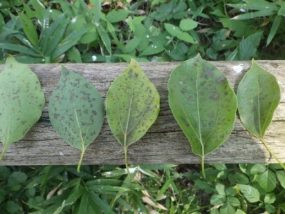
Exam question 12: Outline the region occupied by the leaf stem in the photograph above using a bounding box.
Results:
[201,155,206,178]
[77,148,86,172]
[260,138,285,170]
[0,143,8,160]
[123,145,129,174]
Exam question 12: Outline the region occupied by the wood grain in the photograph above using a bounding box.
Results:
[0,61,284,165]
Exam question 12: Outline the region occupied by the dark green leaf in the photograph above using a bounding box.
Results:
[106,9,128,23]
[238,32,262,60]
[0,43,40,57]
[48,67,104,171]
[19,13,39,46]
[266,16,281,46]
[97,24,112,54]
[168,55,237,174]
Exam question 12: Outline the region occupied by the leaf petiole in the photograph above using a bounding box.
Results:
[123,146,130,174]
[259,138,285,170]
[0,143,8,160]
[77,147,86,172]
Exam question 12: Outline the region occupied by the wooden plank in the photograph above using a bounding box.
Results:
[0,61,284,165]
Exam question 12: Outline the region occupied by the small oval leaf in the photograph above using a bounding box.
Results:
[0,57,45,159]
[48,67,104,171]
[237,60,281,138]
[168,55,237,174]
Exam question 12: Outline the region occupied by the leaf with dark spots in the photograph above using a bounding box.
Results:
[48,67,104,172]
[105,59,160,169]
[168,54,237,177]
[0,57,45,160]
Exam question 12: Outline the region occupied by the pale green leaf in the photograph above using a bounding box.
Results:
[168,55,237,170]
[276,171,285,189]
[106,59,160,146]
[164,23,196,44]
[237,60,280,138]
[0,57,45,159]
[179,18,198,31]
[256,169,277,192]
[48,67,104,171]
[237,184,260,203]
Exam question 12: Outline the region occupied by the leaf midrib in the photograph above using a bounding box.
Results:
[195,68,205,156]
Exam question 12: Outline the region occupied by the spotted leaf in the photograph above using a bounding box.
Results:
[0,57,45,159]
[237,60,280,138]
[168,55,237,176]
[48,67,104,171]
[105,59,160,167]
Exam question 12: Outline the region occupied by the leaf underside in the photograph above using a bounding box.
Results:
[0,57,45,146]
[105,59,160,147]
[168,55,237,157]
[237,60,280,138]
[48,68,104,151]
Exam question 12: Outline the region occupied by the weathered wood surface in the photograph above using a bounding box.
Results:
[0,61,284,165]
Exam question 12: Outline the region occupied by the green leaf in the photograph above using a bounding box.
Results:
[278,2,285,16]
[19,13,39,46]
[140,44,164,56]
[238,31,263,60]
[256,169,277,192]
[39,15,69,59]
[237,60,280,138]
[0,57,45,159]
[266,15,281,46]
[237,184,260,203]
[276,171,285,189]
[0,43,40,57]
[179,18,198,31]
[164,23,196,44]
[97,24,112,54]
[105,59,160,168]
[48,67,104,171]
[106,9,128,23]
[232,10,275,20]
[264,193,276,204]
[250,164,266,174]
[52,29,87,60]
[168,55,237,177]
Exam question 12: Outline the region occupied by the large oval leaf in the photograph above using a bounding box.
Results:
[0,57,45,159]
[168,55,237,175]
[48,67,104,171]
[105,59,160,167]
[237,60,280,138]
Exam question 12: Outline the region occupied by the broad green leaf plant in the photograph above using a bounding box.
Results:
[105,59,160,171]
[48,67,104,172]
[0,57,45,159]
[237,60,283,169]
[168,55,237,177]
